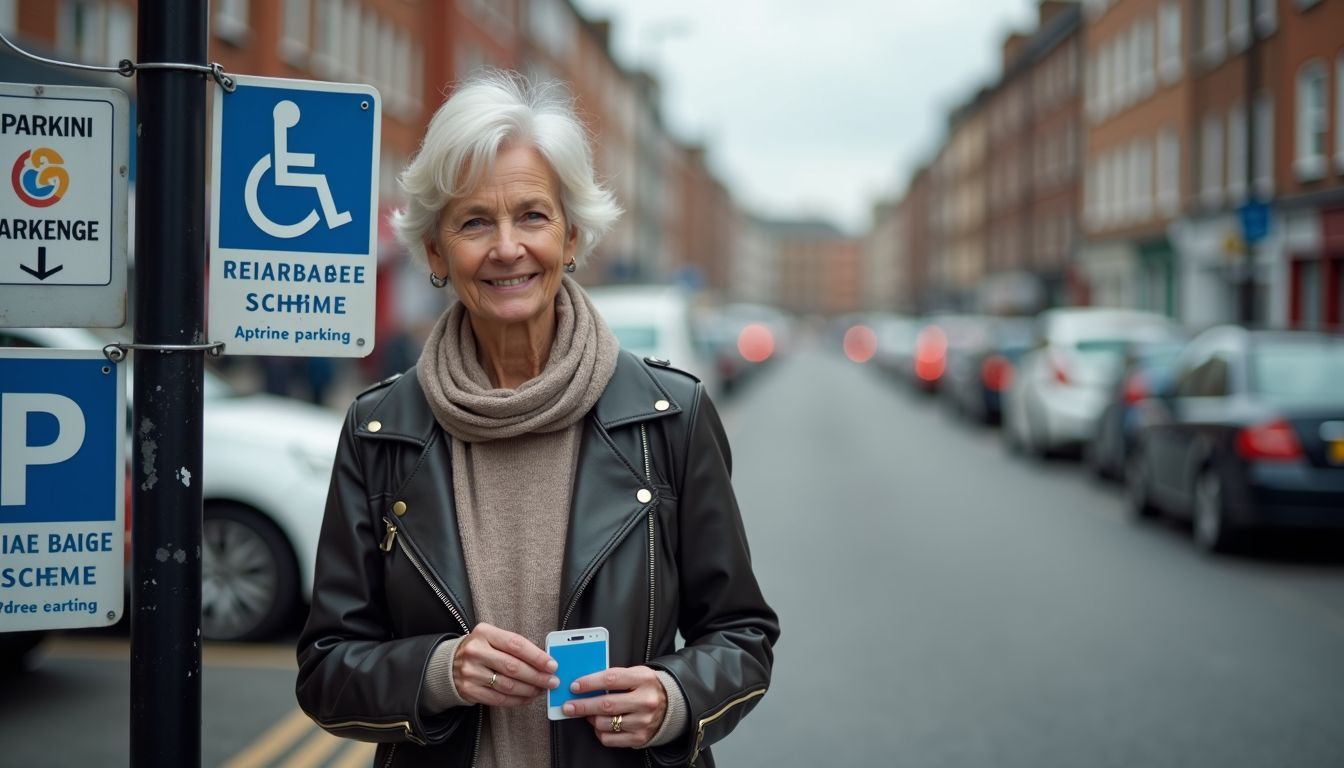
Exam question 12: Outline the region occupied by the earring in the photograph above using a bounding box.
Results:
[564,260,577,273]
[429,271,448,288]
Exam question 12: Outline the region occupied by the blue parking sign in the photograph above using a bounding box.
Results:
[216,78,378,255]
[0,352,123,524]
[208,75,381,359]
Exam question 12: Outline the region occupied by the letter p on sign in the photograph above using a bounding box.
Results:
[1,393,86,507]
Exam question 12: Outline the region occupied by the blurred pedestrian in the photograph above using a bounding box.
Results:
[296,70,778,768]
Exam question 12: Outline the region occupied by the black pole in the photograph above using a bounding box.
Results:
[131,1,207,766]
[1240,15,1261,326]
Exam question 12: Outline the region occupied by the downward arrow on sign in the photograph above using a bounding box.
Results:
[20,246,64,280]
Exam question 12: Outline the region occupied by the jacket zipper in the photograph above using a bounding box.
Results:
[381,516,483,768]
[641,424,655,768]
[690,688,767,766]
[557,427,658,631]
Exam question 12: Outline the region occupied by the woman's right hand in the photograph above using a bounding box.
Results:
[453,622,560,707]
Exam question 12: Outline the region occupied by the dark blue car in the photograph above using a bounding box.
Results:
[1126,327,1344,553]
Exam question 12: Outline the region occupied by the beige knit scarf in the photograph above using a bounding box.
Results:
[414,275,619,768]
[416,275,619,442]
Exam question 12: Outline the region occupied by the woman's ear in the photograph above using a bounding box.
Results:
[426,239,447,274]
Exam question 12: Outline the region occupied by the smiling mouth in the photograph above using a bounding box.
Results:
[484,274,536,288]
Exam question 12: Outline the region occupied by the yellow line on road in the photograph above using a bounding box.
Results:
[219,708,313,768]
[330,741,378,768]
[284,727,346,768]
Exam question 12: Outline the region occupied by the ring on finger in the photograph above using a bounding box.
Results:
[612,714,623,733]
[488,672,498,689]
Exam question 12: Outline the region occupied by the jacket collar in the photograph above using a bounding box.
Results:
[355,351,681,444]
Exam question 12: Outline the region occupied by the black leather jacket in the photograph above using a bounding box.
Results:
[296,351,779,768]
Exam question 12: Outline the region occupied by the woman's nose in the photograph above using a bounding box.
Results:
[491,222,525,260]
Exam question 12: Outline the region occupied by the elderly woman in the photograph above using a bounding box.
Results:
[296,71,778,768]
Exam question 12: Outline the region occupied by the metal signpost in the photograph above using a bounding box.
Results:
[0,82,129,328]
[0,348,126,632]
[208,75,380,358]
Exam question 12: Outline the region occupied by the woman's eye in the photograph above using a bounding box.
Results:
[523,211,547,223]
[461,218,486,230]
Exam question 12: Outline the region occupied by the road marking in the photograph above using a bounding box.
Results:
[330,741,378,768]
[285,727,347,768]
[219,708,313,768]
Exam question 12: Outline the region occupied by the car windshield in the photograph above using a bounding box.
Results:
[1071,339,1130,379]
[1251,338,1344,405]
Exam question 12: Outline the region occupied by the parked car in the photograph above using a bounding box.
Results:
[0,326,342,642]
[586,284,719,396]
[699,302,792,394]
[1002,308,1179,456]
[942,316,1035,424]
[1085,337,1187,480]
[909,314,988,393]
[870,312,920,382]
[1125,327,1344,553]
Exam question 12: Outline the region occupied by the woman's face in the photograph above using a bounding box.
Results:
[427,144,576,335]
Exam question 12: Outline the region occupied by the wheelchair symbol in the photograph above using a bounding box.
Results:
[243,100,353,239]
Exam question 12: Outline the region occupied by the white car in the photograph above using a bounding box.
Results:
[1002,308,1180,457]
[586,284,719,396]
[1,326,342,641]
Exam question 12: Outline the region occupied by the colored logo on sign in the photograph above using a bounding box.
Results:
[11,148,70,208]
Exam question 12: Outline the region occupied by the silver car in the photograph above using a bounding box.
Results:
[1002,308,1179,457]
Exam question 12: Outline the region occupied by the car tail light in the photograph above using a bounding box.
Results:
[737,323,774,363]
[981,355,1013,391]
[1123,373,1148,404]
[915,326,947,381]
[1049,352,1070,386]
[843,325,877,364]
[1236,419,1304,462]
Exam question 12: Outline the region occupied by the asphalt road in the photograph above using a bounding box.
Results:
[3,338,1343,767]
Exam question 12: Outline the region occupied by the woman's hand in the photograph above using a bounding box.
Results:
[563,666,668,748]
[453,622,559,707]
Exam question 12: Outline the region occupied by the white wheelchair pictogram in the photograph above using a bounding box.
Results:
[244,100,353,239]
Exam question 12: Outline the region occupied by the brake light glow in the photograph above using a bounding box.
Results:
[1049,353,1070,386]
[915,326,947,381]
[981,355,1013,391]
[1236,419,1304,462]
[843,325,877,364]
[737,323,774,363]
[1123,373,1148,404]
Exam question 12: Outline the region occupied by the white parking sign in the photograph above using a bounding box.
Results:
[0,83,129,328]
[208,75,380,357]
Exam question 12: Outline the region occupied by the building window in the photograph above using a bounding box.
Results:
[1137,18,1156,97]
[106,3,133,62]
[1254,93,1274,197]
[313,0,341,77]
[1228,0,1249,52]
[1114,34,1130,108]
[1201,112,1224,208]
[1158,127,1181,214]
[342,0,360,80]
[214,0,249,46]
[360,7,378,85]
[280,0,309,66]
[1135,138,1154,220]
[1254,0,1276,36]
[1227,105,1247,202]
[1294,59,1328,181]
[1158,2,1183,84]
[1337,55,1344,173]
[1202,0,1225,67]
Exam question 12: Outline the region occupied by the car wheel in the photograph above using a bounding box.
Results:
[202,504,299,641]
[1125,450,1159,520]
[1192,468,1237,554]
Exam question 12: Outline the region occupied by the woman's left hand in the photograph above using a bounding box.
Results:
[563,665,668,748]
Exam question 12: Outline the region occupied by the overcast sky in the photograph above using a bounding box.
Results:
[569,0,1040,234]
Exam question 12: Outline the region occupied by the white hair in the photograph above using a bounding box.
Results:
[392,70,621,267]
